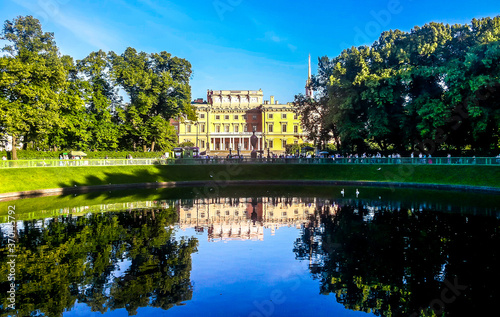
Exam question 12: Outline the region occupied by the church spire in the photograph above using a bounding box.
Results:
[308,53,311,79]
[305,54,313,98]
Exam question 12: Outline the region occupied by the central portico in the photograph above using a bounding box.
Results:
[206,90,264,154]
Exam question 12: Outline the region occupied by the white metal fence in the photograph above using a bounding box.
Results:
[1,157,500,168]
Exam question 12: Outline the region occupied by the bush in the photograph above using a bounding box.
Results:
[0,150,166,160]
[85,151,163,159]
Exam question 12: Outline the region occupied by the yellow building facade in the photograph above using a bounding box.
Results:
[175,89,306,156]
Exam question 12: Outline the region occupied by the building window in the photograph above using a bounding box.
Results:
[294,113,298,120]
[282,139,287,148]
[187,125,191,133]
[252,115,257,120]
[215,115,220,120]
[200,113,205,119]
[268,140,273,148]
[216,125,221,133]
[225,125,229,132]
[268,113,273,119]
[282,113,287,119]
[282,124,287,133]
[234,115,239,120]
[244,125,248,132]
[201,140,205,148]
[200,124,205,133]
[294,125,298,133]
[224,115,229,120]
[252,125,257,132]
[234,125,239,133]
[268,124,273,133]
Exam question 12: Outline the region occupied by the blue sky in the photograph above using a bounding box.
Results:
[1,0,499,103]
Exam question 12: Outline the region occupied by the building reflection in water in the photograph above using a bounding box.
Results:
[176,197,338,242]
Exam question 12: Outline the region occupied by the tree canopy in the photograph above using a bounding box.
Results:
[1,16,193,158]
[0,206,198,316]
[296,16,500,155]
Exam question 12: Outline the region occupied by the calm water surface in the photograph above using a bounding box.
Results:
[0,186,499,317]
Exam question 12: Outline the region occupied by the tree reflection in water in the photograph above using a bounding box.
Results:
[0,207,198,316]
[293,202,500,316]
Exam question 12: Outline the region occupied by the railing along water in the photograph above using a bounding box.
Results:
[1,157,499,168]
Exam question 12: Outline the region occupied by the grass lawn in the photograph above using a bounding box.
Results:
[0,164,499,194]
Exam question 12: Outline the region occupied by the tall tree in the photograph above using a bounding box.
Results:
[313,16,500,154]
[77,50,122,151]
[0,16,68,159]
[109,48,194,152]
[294,56,339,149]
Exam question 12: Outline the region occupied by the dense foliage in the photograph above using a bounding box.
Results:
[294,202,500,316]
[296,17,500,155]
[0,206,198,316]
[0,149,163,160]
[0,16,193,159]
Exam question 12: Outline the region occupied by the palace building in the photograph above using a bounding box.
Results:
[174,90,307,155]
[174,57,313,156]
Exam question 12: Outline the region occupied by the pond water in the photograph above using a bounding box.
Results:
[0,186,499,317]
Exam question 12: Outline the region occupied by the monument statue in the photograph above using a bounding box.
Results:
[250,131,258,159]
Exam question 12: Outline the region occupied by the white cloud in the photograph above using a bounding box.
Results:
[265,31,283,43]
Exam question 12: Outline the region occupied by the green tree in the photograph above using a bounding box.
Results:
[294,56,339,149]
[0,206,198,317]
[77,50,122,151]
[109,48,194,152]
[312,16,500,154]
[0,16,68,159]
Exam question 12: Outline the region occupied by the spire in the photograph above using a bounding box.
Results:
[305,54,313,98]
[308,53,311,79]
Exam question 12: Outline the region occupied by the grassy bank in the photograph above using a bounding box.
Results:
[0,164,499,194]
